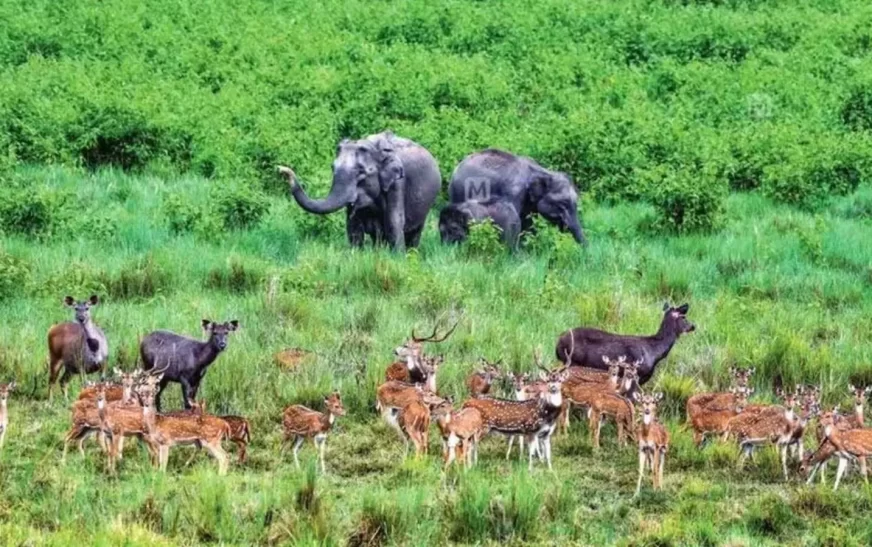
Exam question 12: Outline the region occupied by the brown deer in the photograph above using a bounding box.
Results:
[390,318,459,384]
[724,388,797,442]
[397,395,449,458]
[104,372,165,465]
[219,415,251,464]
[282,392,345,473]
[587,385,635,449]
[817,410,872,490]
[845,384,870,428]
[633,392,669,496]
[686,367,754,414]
[78,368,140,404]
[560,357,631,434]
[62,382,112,463]
[0,381,14,450]
[466,359,503,396]
[687,386,753,447]
[48,295,109,400]
[433,403,485,468]
[504,372,546,460]
[733,390,813,480]
[462,369,567,470]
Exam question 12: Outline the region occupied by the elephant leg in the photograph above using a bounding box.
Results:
[405,226,423,249]
[346,210,365,247]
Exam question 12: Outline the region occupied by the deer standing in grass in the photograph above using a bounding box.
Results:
[140,319,239,411]
[687,386,753,448]
[634,392,669,496]
[282,392,345,473]
[387,319,459,384]
[62,382,113,464]
[467,359,503,396]
[105,374,165,468]
[48,295,109,400]
[78,368,140,405]
[463,368,567,470]
[0,382,14,450]
[686,367,754,415]
[815,410,872,490]
[434,404,485,468]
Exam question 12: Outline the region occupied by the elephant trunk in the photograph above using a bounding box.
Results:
[290,180,355,215]
[564,213,586,245]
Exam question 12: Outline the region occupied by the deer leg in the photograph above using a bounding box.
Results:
[834,456,849,491]
[204,441,229,476]
[635,449,646,497]
[48,357,63,401]
[292,436,304,469]
[159,445,169,472]
[237,441,247,465]
[658,448,666,489]
[861,456,869,485]
[505,436,514,460]
[780,444,789,481]
[59,369,73,400]
[544,435,553,471]
[527,434,536,471]
[807,462,822,485]
[446,433,458,468]
[316,435,327,474]
[737,443,750,470]
[183,446,201,467]
[820,459,827,484]
[617,421,625,448]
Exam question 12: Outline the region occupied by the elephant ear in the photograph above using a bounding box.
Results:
[528,169,552,204]
[376,140,405,192]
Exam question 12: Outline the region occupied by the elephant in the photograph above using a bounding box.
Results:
[447,149,586,245]
[438,200,521,248]
[279,131,440,251]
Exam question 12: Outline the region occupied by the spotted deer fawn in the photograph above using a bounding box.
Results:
[463,369,567,470]
[433,402,485,468]
[0,382,14,450]
[634,392,669,496]
[48,295,109,400]
[282,392,345,473]
[63,382,112,464]
[686,386,753,447]
[78,368,140,405]
[587,381,635,449]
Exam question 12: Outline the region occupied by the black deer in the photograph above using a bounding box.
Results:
[554,303,695,385]
[140,319,239,411]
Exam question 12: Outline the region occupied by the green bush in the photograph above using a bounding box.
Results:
[0,185,71,238]
[646,166,727,233]
[212,182,270,231]
[0,251,30,301]
[465,218,505,257]
[164,194,205,235]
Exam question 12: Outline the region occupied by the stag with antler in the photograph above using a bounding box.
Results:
[385,316,460,385]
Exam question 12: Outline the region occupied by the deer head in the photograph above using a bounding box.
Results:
[395,317,461,361]
[325,391,346,417]
[729,366,754,388]
[729,385,754,412]
[65,295,99,325]
[632,391,664,425]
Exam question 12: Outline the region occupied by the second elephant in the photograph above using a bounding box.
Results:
[439,201,521,248]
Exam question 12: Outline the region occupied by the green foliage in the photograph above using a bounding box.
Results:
[744,494,804,538]
[465,218,504,257]
[0,250,29,301]
[212,182,269,231]
[0,186,70,237]
[646,165,727,233]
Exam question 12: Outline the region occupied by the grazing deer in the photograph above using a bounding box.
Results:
[687,386,753,447]
[555,303,695,385]
[282,392,345,473]
[467,359,503,396]
[0,382,14,450]
[633,392,669,496]
[48,295,109,400]
[140,319,239,411]
[463,369,567,470]
[816,410,872,490]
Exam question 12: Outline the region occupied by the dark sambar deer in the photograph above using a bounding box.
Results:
[140,319,239,411]
[48,295,109,400]
[555,303,695,385]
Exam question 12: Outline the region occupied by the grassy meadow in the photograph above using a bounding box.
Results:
[1,0,872,544]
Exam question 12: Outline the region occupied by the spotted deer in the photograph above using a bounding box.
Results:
[587,384,635,449]
[48,295,109,400]
[434,403,485,468]
[560,361,624,434]
[633,392,669,496]
[219,415,251,464]
[462,369,567,470]
[78,368,140,405]
[816,410,872,490]
[390,319,459,384]
[687,386,753,447]
[282,392,345,473]
[685,367,754,418]
[467,359,503,396]
[724,388,797,442]
[0,382,14,450]
[504,372,546,460]
[845,385,870,428]
[62,382,112,463]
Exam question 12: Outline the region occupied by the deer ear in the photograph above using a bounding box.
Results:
[663,302,671,312]
[89,295,99,306]
[632,392,641,402]
[677,303,690,314]
[748,387,755,395]
[228,320,239,331]
[729,366,737,375]
[748,367,755,375]
[202,319,213,331]
[113,368,122,376]
[865,387,872,395]
[654,392,664,402]
[7,381,15,391]
[602,356,610,364]
[64,296,75,306]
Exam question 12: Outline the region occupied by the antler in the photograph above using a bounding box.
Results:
[411,313,462,343]
[562,330,575,367]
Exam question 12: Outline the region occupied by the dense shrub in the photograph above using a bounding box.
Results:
[0,185,71,237]
[465,218,505,257]
[842,86,872,132]
[212,182,270,231]
[646,166,727,233]
[0,251,30,301]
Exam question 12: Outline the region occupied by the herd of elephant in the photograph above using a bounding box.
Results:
[277,131,586,250]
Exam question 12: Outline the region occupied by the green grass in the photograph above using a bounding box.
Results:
[0,167,870,544]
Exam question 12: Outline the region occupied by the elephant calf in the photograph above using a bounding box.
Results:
[439,201,521,248]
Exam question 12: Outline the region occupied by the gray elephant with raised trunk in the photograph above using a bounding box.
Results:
[439,200,521,249]
[279,132,440,251]
[447,149,586,245]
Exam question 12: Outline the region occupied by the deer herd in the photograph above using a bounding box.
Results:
[0,297,868,495]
